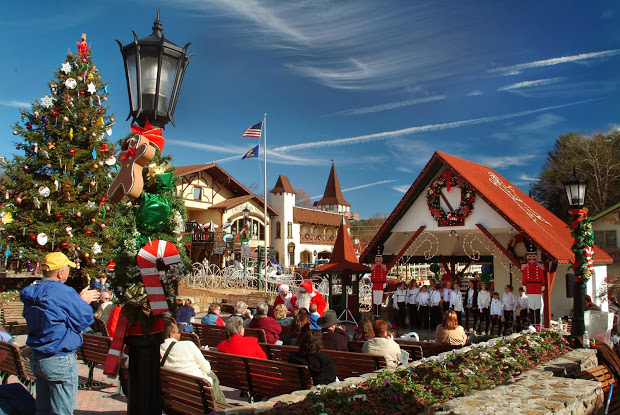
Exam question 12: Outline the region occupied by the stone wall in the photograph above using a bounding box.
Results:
[222,339,602,415]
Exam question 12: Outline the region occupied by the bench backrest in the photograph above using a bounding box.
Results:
[192,323,267,348]
[245,327,267,343]
[394,339,460,357]
[262,343,387,380]
[202,349,313,397]
[347,339,423,362]
[576,365,616,395]
[80,333,112,366]
[0,340,35,385]
[1,302,25,320]
[160,367,218,415]
[179,332,201,348]
[92,317,110,337]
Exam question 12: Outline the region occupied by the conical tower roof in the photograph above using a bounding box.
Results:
[270,175,296,194]
[313,163,350,207]
[313,216,370,273]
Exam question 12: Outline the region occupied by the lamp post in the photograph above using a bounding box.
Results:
[563,167,589,339]
[116,10,192,415]
[243,207,250,283]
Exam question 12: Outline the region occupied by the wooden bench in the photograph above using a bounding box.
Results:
[119,365,231,413]
[348,339,424,362]
[79,333,112,388]
[192,323,267,348]
[1,302,28,335]
[261,343,388,380]
[0,340,36,391]
[179,332,201,349]
[394,339,461,357]
[201,348,313,401]
[91,317,110,337]
[575,365,620,413]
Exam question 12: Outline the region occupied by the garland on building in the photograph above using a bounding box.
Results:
[570,208,595,281]
[427,169,475,226]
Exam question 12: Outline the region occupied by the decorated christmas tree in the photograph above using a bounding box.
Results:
[0,34,118,280]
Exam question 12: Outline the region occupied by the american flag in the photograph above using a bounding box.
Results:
[241,122,262,138]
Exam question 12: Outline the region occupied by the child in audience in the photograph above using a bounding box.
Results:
[308,304,320,329]
[501,285,516,334]
[489,292,502,336]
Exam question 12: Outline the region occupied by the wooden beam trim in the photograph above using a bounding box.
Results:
[386,225,426,270]
[439,254,451,276]
[475,223,520,268]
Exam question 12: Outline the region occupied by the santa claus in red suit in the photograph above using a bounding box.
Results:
[272,284,297,316]
[371,251,387,318]
[296,280,327,317]
[521,246,544,326]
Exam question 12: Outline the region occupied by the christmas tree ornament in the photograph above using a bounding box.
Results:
[46,201,51,215]
[92,149,97,159]
[82,126,87,132]
[96,116,104,127]
[76,211,82,217]
[106,135,155,203]
[26,124,32,130]
[102,96,107,101]
[23,166,28,173]
[13,131,17,135]
[77,33,88,57]
[38,186,50,197]
[0,212,13,224]
[84,252,89,258]
[100,143,109,153]
[90,258,96,264]
[98,161,104,166]
[135,193,171,234]
[92,242,102,254]
[65,78,77,89]
[87,73,94,82]
[77,76,83,82]
[48,142,55,149]
[50,82,57,93]
[34,111,39,118]
[69,148,76,155]
[46,163,51,168]
[37,233,48,245]
[86,230,92,236]
[51,107,59,116]
[61,62,71,74]
[100,223,106,229]
[40,94,56,108]
[63,116,69,122]
[61,241,69,249]
[16,197,22,204]
[69,128,73,140]
[34,143,38,153]
[87,82,96,94]
[33,197,40,209]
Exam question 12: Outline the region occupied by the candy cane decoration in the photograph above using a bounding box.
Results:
[103,309,130,376]
[584,246,595,275]
[136,240,181,315]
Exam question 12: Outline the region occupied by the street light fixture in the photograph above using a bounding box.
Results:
[116,11,192,415]
[116,9,193,129]
[562,167,588,340]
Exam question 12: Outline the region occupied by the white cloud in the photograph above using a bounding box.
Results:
[392,184,410,193]
[273,100,593,152]
[467,90,482,96]
[477,154,536,168]
[0,100,30,108]
[328,95,445,117]
[519,174,540,181]
[489,49,620,76]
[498,77,563,91]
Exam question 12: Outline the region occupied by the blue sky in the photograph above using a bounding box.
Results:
[1,1,619,219]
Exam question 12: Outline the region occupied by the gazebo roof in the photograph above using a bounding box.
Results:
[313,217,371,274]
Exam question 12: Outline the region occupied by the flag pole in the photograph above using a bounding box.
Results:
[263,113,268,291]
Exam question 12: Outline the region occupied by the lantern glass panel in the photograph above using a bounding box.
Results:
[160,54,179,112]
[126,51,138,112]
[139,53,161,113]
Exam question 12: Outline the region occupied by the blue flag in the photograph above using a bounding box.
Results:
[242,145,259,160]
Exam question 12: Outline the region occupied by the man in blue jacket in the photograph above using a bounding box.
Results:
[20,252,99,415]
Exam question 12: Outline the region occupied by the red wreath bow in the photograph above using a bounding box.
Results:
[130,120,165,152]
[441,169,455,192]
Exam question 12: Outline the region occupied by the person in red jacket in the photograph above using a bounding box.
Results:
[296,280,327,317]
[272,284,297,316]
[217,316,267,359]
[249,302,282,344]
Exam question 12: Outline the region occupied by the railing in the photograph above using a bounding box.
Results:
[603,247,620,262]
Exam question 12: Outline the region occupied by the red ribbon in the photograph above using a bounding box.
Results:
[130,120,165,152]
[441,169,455,192]
[570,208,587,230]
[120,147,136,160]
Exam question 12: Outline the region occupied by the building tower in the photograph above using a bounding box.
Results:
[313,163,351,216]
[269,175,296,267]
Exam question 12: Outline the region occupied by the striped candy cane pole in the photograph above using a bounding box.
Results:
[136,240,181,315]
[103,308,130,376]
[584,246,595,275]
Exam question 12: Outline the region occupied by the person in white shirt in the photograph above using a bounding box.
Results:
[515,287,528,331]
[392,281,408,330]
[406,280,420,330]
[430,285,443,329]
[417,285,430,329]
[160,322,226,403]
[489,292,502,336]
[477,282,491,335]
[464,280,477,332]
[501,285,516,334]
[450,284,464,325]
[442,281,453,313]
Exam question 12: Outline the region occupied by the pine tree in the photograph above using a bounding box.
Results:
[0,35,118,281]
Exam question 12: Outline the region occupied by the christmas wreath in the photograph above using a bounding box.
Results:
[426,169,475,226]
[570,209,595,281]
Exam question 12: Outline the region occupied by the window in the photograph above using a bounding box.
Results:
[276,222,281,239]
[287,222,293,238]
[595,230,618,248]
[193,186,201,200]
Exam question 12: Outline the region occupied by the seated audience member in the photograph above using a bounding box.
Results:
[249,302,282,344]
[273,284,296,316]
[160,322,226,403]
[586,295,601,311]
[217,317,267,359]
[201,303,225,326]
[352,318,375,342]
[282,312,310,346]
[317,310,348,351]
[308,304,320,329]
[435,310,468,346]
[288,328,337,385]
[0,326,15,344]
[175,299,196,333]
[94,291,114,325]
[362,320,402,368]
[274,304,293,326]
[231,301,253,328]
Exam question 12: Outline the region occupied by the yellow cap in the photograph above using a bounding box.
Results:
[41,252,76,271]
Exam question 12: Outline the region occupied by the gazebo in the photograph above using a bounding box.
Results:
[310,216,371,324]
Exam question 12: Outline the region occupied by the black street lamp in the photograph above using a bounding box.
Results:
[563,167,588,339]
[116,9,193,129]
[116,11,192,415]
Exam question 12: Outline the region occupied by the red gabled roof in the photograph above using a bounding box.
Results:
[314,217,371,274]
[361,151,612,265]
[293,207,350,227]
[314,163,350,207]
[210,195,278,216]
